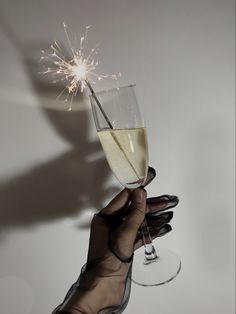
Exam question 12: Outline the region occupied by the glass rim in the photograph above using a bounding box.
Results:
[89,84,136,98]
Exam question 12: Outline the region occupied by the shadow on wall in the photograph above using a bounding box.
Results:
[0,16,119,232]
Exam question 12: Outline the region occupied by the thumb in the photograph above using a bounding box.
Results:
[121,188,147,241]
[119,188,147,248]
[110,188,147,261]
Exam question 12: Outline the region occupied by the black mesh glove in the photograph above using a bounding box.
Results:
[53,168,179,314]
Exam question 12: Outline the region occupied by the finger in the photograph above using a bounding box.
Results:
[146,211,173,227]
[143,166,156,187]
[147,195,179,215]
[99,189,131,216]
[134,224,172,250]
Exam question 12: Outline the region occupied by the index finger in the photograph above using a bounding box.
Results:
[147,195,179,215]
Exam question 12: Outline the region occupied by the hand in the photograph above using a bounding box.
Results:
[57,167,179,314]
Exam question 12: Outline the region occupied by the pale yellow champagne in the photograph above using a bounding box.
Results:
[98,127,148,189]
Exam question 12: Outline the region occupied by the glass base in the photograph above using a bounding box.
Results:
[132,248,181,286]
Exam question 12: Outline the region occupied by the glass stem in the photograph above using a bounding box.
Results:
[141,218,158,265]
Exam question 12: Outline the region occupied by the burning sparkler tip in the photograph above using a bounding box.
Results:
[41,24,121,110]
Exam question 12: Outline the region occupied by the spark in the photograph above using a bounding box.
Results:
[41,24,121,110]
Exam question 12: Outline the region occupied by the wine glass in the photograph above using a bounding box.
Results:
[90,84,181,286]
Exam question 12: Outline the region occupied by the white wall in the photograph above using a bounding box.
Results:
[0,0,235,313]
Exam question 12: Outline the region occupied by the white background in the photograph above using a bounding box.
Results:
[0,0,235,313]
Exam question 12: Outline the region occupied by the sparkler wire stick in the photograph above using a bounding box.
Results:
[85,79,113,129]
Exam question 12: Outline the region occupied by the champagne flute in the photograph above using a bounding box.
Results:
[90,84,181,286]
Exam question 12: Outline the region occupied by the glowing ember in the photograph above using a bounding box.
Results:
[73,63,87,81]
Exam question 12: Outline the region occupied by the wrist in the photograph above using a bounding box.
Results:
[63,263,128,313]
[54,260,131,314]
[63,277,121,313]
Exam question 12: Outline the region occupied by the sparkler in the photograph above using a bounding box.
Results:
[41,23,120,118]
[41,24,141,183]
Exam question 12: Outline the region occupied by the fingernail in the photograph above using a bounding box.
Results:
[168,195,179,203]
[148,167,156,178]
[166,195,179,209]
[144,167,157,185]
[162,211,174,221]
[158,224,172,236]
[161,195,179,208]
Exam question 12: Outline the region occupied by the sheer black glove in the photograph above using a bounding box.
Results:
[53,167,179,314]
